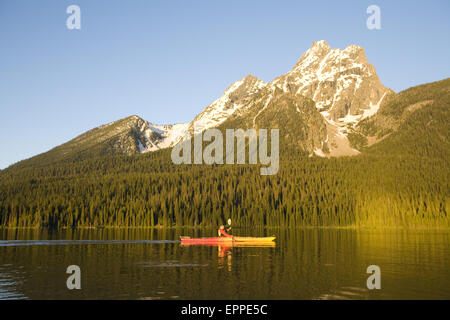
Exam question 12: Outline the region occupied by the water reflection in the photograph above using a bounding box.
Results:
[216,244,277,272]
[0,228,449,299]
[218,246,232,272]
[181,242,276,272]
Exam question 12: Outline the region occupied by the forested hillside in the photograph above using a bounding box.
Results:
[0,79,449,229]
[349,78,450,158]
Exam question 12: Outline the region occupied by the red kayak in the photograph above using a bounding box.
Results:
[180,236,276,244]
[181,227,276,245]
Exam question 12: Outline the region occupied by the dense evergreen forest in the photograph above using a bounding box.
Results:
[0,79,449,229]
[0,149,448,229]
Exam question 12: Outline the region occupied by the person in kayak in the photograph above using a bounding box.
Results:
[218,219,232,237]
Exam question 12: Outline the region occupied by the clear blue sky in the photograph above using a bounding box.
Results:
[1,0,449,169]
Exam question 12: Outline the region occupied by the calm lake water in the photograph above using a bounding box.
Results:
[0,228,449,300]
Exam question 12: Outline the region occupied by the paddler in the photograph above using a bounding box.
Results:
[218,219,232,237]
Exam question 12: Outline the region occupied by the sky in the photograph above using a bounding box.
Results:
[0,0,449,169]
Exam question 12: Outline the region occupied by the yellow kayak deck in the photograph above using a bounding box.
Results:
[232,236,276,242]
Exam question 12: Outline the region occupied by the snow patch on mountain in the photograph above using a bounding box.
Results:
[361,91,388,120]
[137,122,190,153]
[313,148,327,157]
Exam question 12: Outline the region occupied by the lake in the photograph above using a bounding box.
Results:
[1,228,449,300]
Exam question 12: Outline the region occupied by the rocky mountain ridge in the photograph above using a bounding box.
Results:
[9,40,402,168]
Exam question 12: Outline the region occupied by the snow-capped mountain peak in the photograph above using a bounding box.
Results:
[124,41,392,157]
[271,41,387,121]
[188,74,267,133]
[136,74,267,153]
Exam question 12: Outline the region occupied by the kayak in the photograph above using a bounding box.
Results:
[180,236,276,244]
[181,242,276,248]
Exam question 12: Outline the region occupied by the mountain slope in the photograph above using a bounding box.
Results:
[218,86,328,154]
[189,74,267,134]
[8,115,165,169]
[352,77,450,159]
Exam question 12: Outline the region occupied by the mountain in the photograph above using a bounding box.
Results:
[208,40,392,156]
[269,40,393,156]
[272,40,391,120]
[8,40,413,169]
[167,40,392,156]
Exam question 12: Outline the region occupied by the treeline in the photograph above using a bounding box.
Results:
[0,147,448,229]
